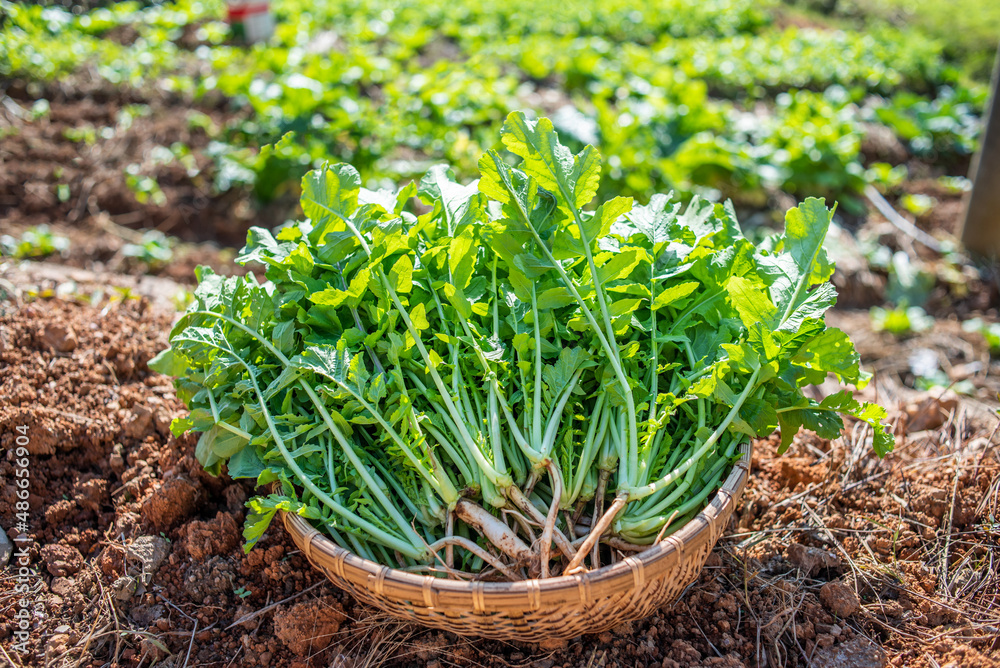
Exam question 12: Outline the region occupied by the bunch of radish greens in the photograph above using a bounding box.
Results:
[152,112,893,580]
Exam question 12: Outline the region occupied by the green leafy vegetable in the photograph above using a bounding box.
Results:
[870,305,934,336]
[153,114,893,579]
[1,224,70,259]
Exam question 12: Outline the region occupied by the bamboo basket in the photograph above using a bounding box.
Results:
[281,441,751,640]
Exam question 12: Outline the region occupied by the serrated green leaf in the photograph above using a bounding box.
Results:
[597,247,647,285]
[449,226,477,288]
[583,196,633,242]
[302,163,360,242]
[535,287,575,310]
[500,111,601,215]
[272,319,296,354]
[309,270,370,309]
[228,445,266,479]
[149,347,189,376]
[442,283,472,319]
[169,416,193,438]
[783,198,835,286]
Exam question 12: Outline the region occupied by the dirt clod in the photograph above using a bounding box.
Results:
[49,576,79,599]
[274,597,347,655]
[139,637,170,663]
[777,457,827,489]
[110,575,137,601]
[130,603,167,628]
[44,633,72,662]
[183,555,235,604]
[0,526,11,568]
[72,477,108,513]
[124,405,155,440]
[787,543,841,576]
[182,511,240,561]
[38,322,78,352]
[141,475,200,529]
[40,543,84,576]
[820,580,860,618]
[904,390,960,432]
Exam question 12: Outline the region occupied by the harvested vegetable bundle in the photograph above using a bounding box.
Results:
[152,112,893,580]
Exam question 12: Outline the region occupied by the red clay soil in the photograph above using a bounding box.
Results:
[1,286,998,667]
[0,86,259,246]
[0,85,259,285]
[0,80,296,278]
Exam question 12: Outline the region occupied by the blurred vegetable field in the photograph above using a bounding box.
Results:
[0,0,987,225]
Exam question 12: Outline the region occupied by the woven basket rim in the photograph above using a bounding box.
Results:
[282,441,751,608]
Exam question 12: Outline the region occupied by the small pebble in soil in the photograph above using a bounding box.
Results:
[126,535,171,585]
[111,575,137,601]
[820,580,861,618]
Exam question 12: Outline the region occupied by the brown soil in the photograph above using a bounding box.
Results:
[1,282,998,667]
[0,83,259,248]
[0,214,245,287]
[828,309,1000,406]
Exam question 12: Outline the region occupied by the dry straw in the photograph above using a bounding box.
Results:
[282,442,751,640]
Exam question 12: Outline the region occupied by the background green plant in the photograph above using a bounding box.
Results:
[1,0,986,222]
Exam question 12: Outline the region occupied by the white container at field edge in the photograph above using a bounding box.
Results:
[226,0,274,44]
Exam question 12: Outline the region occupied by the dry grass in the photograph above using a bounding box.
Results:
[714,396,1000,667]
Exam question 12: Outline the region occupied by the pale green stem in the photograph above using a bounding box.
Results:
[176,331,424,559]
[627,366,762,501]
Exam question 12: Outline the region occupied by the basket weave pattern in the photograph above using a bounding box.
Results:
[282,442,751,640]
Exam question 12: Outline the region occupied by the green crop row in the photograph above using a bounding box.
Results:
[0,0,985,215]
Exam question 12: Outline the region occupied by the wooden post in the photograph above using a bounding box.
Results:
[961,46,1000,257]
